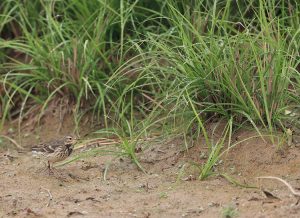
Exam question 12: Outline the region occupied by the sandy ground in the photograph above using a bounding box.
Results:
[1,119,300,217]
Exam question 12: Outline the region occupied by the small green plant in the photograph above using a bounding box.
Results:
[222,205,238,218]
[199,118,232,180]
[159,192,168,199]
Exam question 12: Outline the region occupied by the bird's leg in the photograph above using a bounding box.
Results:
[47,161,54,175]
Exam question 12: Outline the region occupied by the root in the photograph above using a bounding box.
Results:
[40,187,53,207]
[257,176,300,198]
[0,135,24,149]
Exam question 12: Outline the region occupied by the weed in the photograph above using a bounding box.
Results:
[159,192,168,199]
[222,205,238,218]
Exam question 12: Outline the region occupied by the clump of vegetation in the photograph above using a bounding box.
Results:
[222,205,238,218]
[1,0,299,174]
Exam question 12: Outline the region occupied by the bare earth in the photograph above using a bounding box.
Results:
[1,120,300,217]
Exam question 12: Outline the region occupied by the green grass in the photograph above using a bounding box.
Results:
[222,205,238,218]
[1,0,300,177]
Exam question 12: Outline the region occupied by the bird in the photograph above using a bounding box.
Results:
[31,135,77,173]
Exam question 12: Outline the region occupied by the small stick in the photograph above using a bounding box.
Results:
[0,135,24,149]
[141,93,165,110]
[156,149,166,154]
[257,176,300,198]
[40,187,53,207]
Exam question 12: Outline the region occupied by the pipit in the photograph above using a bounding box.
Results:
[32,135,77,173]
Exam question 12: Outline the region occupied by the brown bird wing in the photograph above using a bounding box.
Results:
[32,139,63,154]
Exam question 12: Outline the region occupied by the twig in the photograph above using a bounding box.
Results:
[156,149,166,154]
[141,93,165,110]
[75,139,118,150]
[257,176,300,198]
[75,135,159,150]
[0,135,24,149]
[40,187,53,207]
